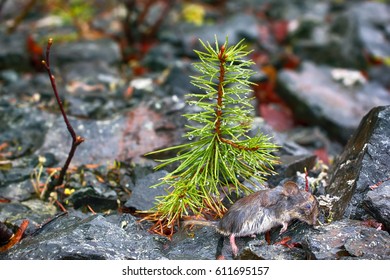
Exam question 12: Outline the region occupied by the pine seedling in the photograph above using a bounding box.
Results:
[144,37,279,237]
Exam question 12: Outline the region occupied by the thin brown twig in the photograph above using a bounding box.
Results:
[40,38,84,200]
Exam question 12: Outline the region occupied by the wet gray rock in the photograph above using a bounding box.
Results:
[0,73,55,105]
[277,62,390,142]
[54,39,121,66]
[327,106,390,220]
[285,126,342,154]
[349,2,390,61]
[165,226,220,260]
[0,214,166,260]
[369,65,390,89]
[63,61,122,88]
[0,70,19,85]
[65,166,118,212]
[124,170,169,211]
[222,220,316,260]
[0,162,32,188]
[241,239,308,260]
[65,185,118,212]
[36,105,176,165]
[0,199,57,234]
[266,153,317,189]
[178,14,259,57]
[36,115,121,165]
[0,203,31,223]
[0,155,43,199]
[0,180,34,202]
[0,107,51,158]
[249,117,319,187]
[163,61,200,97]
[278,154,316,178]
[364,181,390,230]
[44,72,124,119]
[305,219,390,260]
[293,2,390,68]
[0,31,30,71]
[65,95,117,119]
[293,17,365,69]
[178,220,317,260]
[142,43,179,71]
[130,161,157,183]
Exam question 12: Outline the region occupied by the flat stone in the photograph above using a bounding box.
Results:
[0,106,51,159]
[0,180,34,202]
[65,185,118,212]
[63,61,122,87]
[352,2,390,59]
[124,170,169,211]
[166,226,220,260]
[54,39,121,66]
[178,14,259,57]
[36,105,176,165]
[293,2,390,68]
[226,220,317,260]
[0,214,166,260]
[241,239,308,260]
[305,219,390,260]
[364,181,390,230]
[0,31,30,71]
[277,62,390,142]
[0,199,57,234]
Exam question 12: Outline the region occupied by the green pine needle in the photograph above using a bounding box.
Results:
[145,36,279,229]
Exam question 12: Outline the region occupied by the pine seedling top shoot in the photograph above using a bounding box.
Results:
[144,37,279,237]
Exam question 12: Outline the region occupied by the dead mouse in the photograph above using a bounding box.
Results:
[183,181,319,256]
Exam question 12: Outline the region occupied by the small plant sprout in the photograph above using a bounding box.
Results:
[40,38,84,200]
[30,156,58,196]
[143,37,279,237]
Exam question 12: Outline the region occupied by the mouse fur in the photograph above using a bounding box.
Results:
[183,181,319,255]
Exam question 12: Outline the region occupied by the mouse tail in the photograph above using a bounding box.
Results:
[182,219,218,229]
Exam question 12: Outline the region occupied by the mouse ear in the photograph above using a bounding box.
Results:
[282,181,299,196]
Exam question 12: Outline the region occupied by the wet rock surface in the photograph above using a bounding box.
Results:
[1,0,390,260]
[54,39,121,66]
[179,14,259,57]
[277,62,390,142]
[166,227,220,260]
[364,181,390,230]
[0,214,167,260]
[0,31,31,71]
[241,240,309,260]
[124,170,169,212]
[292,2,390,69]
[327,106,390,221]
[36,105,176,166]
[305,219,390,260]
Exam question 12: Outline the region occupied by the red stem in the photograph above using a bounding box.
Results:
[215,44,259,151]
[304,167,309,192]
[215,45,226,137]
[41,39,84,199]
